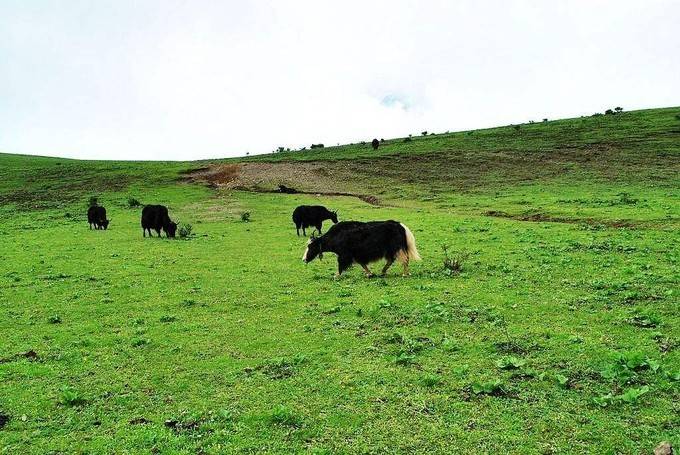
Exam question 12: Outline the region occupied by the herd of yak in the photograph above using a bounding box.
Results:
[87,203,420,278]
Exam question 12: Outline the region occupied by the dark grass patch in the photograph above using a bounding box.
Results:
[252,355,307,380]
[0,350,39,364]
[484,210,641,228]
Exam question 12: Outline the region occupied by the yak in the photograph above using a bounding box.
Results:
[292,205,338,236]
[371,138,379,150]
[302,220,421,278]
[87,205,109,230]
[141,205,177,238]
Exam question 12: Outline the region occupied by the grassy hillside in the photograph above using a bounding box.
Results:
[1,107,679,453]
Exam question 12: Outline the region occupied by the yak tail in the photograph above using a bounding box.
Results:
[400,223,421,261]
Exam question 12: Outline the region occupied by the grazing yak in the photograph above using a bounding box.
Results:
[292,205,338,236]
[303,220,421,278]
[371,138,380,150]
[87,205,109,230]
[141,205,177,238]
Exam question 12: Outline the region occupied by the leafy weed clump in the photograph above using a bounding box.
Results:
[627,309,662,328]
[496,356,526,370]
[178,223,193,239]
[127,197,141,208]
[256,355,306,379]
[471,379,506,396]
[269,405,302,427]
[593,386,650,408]
[442,245,470,275]
[599,352,660,384]
[59,386,86,407]
[241,212,251,222]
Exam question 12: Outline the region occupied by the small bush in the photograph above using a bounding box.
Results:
[131,338,150,348]
[394,352,416,366]
[59,386,86,407]
[48,315,62,324]
[403,137,412,143]
[616,192,638,205]
[614,106,623,113]
[88,196,98,207]
[310,143,324,149]
[127,197,141,208]
[421,131,428,136]
[241,212,251,222]
[178,223,193,239]
[269,405,301,427]
[421,374,443,388]
[442,245,470,275]
[605,109,614,115]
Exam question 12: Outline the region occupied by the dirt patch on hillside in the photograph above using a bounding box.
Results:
[185,162,385,205]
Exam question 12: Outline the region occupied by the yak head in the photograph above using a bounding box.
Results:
[302,235,323,263]
[165,221,178,238]
[101,219,110,230]
[329,210,338,224]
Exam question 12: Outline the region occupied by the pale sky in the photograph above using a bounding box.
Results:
[1,1,679,160]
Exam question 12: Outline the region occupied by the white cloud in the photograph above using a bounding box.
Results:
[1,0,678,160]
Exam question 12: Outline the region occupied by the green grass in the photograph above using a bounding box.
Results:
[1,107,679,453]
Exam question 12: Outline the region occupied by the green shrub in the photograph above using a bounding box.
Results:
[178,223,193,238]
[495,356,526,370]
[269,405,301,427]
[127,197,141,208]
[442,246,469,275]
[241,212,251,222]
[59,386,86,407]
[471,379,505,396]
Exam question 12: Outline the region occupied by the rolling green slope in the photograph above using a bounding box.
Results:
[0,107,679,453]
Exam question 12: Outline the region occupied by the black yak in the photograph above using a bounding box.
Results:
[87,206,109,230]
[371,138,379,150]
[292,205,338,236]
[141,205,177,238]
[302,220,421,278]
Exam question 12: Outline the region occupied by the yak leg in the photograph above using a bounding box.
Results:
[316,224,323,235]
[302,226,306,236]
[381,259,394,276]
[402,258,410,276]
[361,264,375,278]
[296,226,300,236]
[336,255,353,278]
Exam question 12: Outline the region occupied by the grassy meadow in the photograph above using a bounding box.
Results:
[1,108,679,453]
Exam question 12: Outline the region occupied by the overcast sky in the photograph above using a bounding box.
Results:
[1,1,679,160]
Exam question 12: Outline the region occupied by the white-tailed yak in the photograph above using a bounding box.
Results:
[302,220,421,278]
